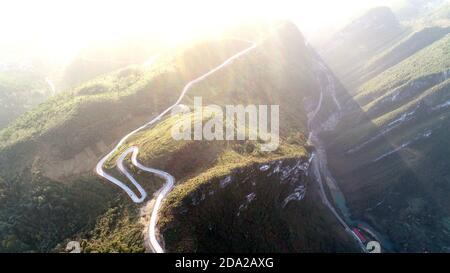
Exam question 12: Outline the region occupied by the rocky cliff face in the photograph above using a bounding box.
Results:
[159,157,359,253]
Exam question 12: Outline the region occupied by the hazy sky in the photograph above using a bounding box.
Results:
[0,0,434,63]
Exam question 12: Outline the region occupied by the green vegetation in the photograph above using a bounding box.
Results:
[159,155,359,253]
[360,26,450,84]
[0,22,342,253]
[0,172,115,252]
[95,22,357,252]
[0,36,255,252]
[160,141,307,211]
[80,201,145,253]
[61,38,166,89]
[355,34,450,106]
[321,7,408,90]
[0,69,51,129]
[0,64,171,150]
[321,8,450,252]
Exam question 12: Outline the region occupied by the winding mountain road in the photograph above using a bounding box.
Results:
[307,59,368,252]
[95,41,257,253]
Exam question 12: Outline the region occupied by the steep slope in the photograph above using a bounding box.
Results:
[159,157,357,252]
[0,22,360,253]
[100,22,360,253]
[321,7,408,90]
[0,37,255,252]
[316,1,450,252]
[0,39,248,180]
[321,3,450,91]
[61,39,165,90]
[320,19,450,251]
[0,67,54,129]
[360,26,450,84]
[354,33,450,110]
[392,0,446,21]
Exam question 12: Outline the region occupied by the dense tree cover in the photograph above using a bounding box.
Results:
[80,201,145,253]
[0,171,114,252]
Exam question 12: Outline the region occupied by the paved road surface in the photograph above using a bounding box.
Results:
[96,41,257,253]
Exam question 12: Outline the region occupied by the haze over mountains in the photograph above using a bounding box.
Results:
[0,0,449,253]
[320,0,450,252]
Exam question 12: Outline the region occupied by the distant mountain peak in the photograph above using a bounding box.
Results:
[343,7,400,34]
